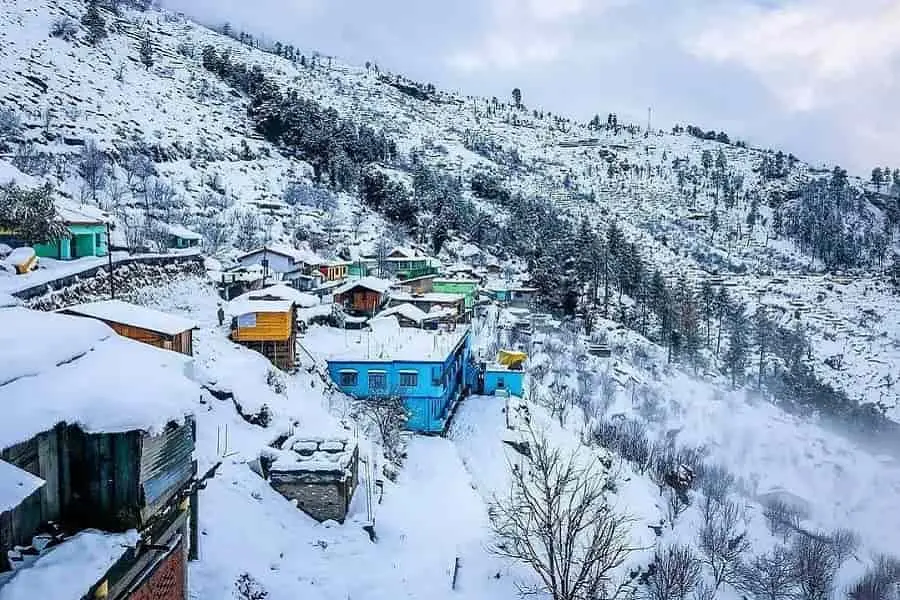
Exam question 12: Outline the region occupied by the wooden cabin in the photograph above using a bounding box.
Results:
[0,305,200,597]
[228,299,297,370]
[318,259,351,282]
[333,277,392,317]
[60,300,198,356]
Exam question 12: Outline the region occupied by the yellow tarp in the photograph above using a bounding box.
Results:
[497,350,527,368]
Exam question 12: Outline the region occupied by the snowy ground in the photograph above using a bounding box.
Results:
[132,277,524,600]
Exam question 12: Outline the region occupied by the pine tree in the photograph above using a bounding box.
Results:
[699,280,715,346]
[512,88,522,108]
[871,167,884,191]
[82,0,107,46]
[723,303,749,387]
[753,305,774,388]
[0,183,70,244]
[713,287,730,358]
[139,36,154,69]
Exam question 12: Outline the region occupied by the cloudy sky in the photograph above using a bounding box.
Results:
[161,0,900,175]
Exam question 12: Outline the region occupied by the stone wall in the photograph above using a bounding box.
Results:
[269,477,351,524]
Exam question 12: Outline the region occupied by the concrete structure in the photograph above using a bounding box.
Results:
[265,437,358,523]
[306,318,476,433]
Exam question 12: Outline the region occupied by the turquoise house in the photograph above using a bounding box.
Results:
[33,203,109,260]
[306,320,476,433]
[432,278,480,310]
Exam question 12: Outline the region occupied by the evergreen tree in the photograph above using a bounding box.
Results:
[0,183,70,244]
[699,279,715,346]
[512,88,522,107]
[81,0,107,46]
[753,305,774,388]
[139,36,154,69]
[713,287,730,358]
[871,167,884,190]
[723,303,749,386]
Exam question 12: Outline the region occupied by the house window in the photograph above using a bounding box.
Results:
[369,371,387,392]
[496,378,505,389]
[431,367,442,386]
[399,371,418,388]
[339,370,358,387]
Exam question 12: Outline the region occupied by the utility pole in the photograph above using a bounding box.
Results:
[106,222,115,299]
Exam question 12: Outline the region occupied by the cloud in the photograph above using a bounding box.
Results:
[159,0,900,172]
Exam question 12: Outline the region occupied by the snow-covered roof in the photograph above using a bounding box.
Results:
[165,223,202,240]
[0,460,45,513]
[388,246,417,258]
[306,317,469,363]
[226,299,294,317]
[432,278,480,285]
[55,199,108,225]
[232,284,319,308]
[267,435,357,474]
[0,529,139,600]
[333,276,393,296]
[0,307,198,450]
[389,292,465,305]
[61,300,198,336]
[376,303,429,324]
[238,243,323,265]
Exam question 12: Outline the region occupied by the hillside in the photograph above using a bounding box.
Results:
[1,1,900,598]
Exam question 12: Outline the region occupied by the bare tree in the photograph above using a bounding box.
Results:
[698,496,749,590]
[197,216,229,253]
[737,546,796,600]
[790,534,838,600]
[848,555,900,600]
[233,210,261,251]
[375,234,393,277]
[145,177,178,219]
[350,208,365,241]
[103,176,129,211]
[351,396,408,465]
[699,463,734,504]
[762,498,805,543]
[0,107,22,142]
[646,544,702,600]
[490,428,634,600]
[828,528,860,565]
[79,139,108,203]
[665,488,689,528]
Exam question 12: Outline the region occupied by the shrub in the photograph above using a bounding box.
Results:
[50,17,78,42]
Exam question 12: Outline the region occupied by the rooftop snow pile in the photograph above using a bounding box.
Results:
[61,300,198,335]
[266,435,357,475]
[333,276,393,296]
[232,284,319,308]
[0,529,139,600]
[305,317,468,362]
[0,307,199,449]
[226,299,294,318]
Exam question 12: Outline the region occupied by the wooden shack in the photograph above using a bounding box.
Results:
[333,277,392,317]
[60,300,198,356]
[228,299,297,370]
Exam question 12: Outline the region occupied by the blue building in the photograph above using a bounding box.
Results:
[484,366,525,397]
[306,318,476,433]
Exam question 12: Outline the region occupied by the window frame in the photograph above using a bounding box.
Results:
[338,370,358,387]
[399,370,418,389]
[368,370,388,393]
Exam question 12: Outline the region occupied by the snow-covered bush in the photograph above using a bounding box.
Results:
[0,107,22,142]
[50,17,78,42]
[234,573,267,599]
[698,495,749,590]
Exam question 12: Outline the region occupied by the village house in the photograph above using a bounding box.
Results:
[431,278,480,311]
[332,277,393,317]
[375,303,448,329]
[318,259,351,282]
[383,247,439,280]
[305,317,476,433]
[0,306,199,599]
[485,283,538,308]
[59,299,199,357]
[283,268,324,292]
[236,243,323,279]
[227,297,297,370]
[0,201,111,261]
[165,224,203,250]
[482,350,527,397]
[387,291,469,322]
[262,436,359,524]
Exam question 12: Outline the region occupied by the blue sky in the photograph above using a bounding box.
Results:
[161,0,900,175]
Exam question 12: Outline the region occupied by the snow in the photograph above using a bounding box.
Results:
[332,276,394,296]
[375,302,429,324]
[54,199,108,225]
[0,529,139,600]
[225,299,294,317]
[165,223,202,240]
[0,460,45,513]
[231,284,319,308]
[61,299,198,335]
[0,307,199,449]
[238,243,322,266]
[389,292,465,305]
[305,318,469,362]
[0,293,19,307]
[268,436,357,474]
